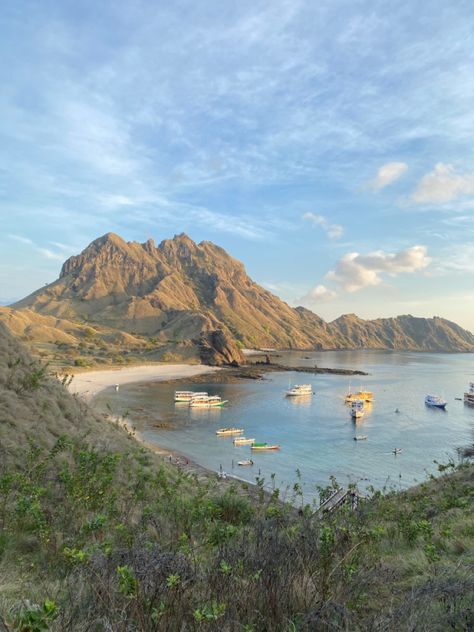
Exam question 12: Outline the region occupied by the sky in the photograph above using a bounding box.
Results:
[1,0,474,331]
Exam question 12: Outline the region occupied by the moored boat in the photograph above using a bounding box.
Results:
[233,437,255,445]
[216,427,244,436]
[425,394,447,409]
[174,390,208,402]
[463,382,474,406]
[237,459,254,466]
[353,435,368,441]
[190,395,228,408]
[350,400,364,419]
[251,443,280,451]
[345,390,373,403]
[286,384,313,397]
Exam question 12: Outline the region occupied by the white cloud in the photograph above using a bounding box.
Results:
[8,234,34,245]
[37,248,64,261]
[411,163,474,204]
[301,284,337,303]
[8,235,64,262]
[326,245,431,292]
[302,212,343,239]
[369,162,408,190]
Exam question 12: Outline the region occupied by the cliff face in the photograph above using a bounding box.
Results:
[4,232,474,353]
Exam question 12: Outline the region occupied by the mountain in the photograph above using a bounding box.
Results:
[2,232,474,358]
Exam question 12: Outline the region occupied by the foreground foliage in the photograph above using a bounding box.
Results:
[0,438,472,631]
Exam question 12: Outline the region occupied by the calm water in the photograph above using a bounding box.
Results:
[94,351,474,498]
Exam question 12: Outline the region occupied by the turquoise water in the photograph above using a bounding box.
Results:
[94,351,474,498]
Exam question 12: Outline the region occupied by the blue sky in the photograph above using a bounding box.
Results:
[1,0,474,330]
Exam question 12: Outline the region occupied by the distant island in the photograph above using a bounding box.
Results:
[1,232,473,368]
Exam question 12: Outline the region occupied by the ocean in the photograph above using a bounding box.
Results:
[94,350,474,500]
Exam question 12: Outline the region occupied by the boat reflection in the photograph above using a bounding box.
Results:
[286,394,312,407]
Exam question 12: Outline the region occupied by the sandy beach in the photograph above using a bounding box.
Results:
[67,363,257,490]
[69,363,221,401]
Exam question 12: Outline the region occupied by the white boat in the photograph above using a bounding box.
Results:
[216,428,244,436]
[393,448,402,455]
[233,437,255,445]
[350,400,364,419]
[353,435,368,441]
[464,382,474,406]
[286,384,313,397]
[237,459,254,466]
[425,394,447,409]
[174,390,208,402]
[190,395,228,408]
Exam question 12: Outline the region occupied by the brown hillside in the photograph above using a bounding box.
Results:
[5,232,474,353]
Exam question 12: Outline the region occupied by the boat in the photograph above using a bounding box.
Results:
[350,400,365,419]
[174,390,208,402]
[237,459,254,466]
[251,443,280,451]
[353,435,368,441]
[190,395,228,408]
[345,390,373,403]
[233,437,255,445]
[393,448,402,454]
[286,384,313,397]
[425,394,447,409]
[216,428,244,436]
[464,382,474,406]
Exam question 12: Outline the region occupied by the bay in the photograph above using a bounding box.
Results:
[94,350,474,499]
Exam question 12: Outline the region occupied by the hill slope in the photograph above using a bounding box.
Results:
[4,232,474,353]
[0,319,473,630]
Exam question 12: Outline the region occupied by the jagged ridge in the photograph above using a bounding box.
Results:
[4,232,474,353]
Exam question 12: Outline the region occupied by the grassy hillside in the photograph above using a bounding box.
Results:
[0,322,473,630]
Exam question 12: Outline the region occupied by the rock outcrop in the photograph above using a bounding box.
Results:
[198,329,246,366]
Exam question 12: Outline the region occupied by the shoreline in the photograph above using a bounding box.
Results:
[69,363,221,401]
[67,359,366,494]
[68,363,256,488]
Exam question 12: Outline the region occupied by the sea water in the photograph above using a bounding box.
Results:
[94,350,473,498]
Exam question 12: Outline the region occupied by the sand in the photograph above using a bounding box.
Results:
[69,363,221,401]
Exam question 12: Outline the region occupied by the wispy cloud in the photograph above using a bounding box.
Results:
[8,235,65,262]
[368,162,408,191]
[302,212,343,239]
[411,163,474,204]
[325,245,431,292]
[9,234,33,245]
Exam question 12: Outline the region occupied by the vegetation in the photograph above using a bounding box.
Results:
[0,322,473,630]
[0,438,472,631]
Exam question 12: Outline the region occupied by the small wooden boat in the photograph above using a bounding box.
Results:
[251,443,280,451]
[353,435,368,441]
[237,459,254,466]
[216,428,244,436]
[233,437,255,445]
[425,395,447,409]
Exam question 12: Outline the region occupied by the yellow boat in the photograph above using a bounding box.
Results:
[345,390,373,403]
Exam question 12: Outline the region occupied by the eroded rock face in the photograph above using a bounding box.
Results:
[4,232,474,352]
[199,329,245,366]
